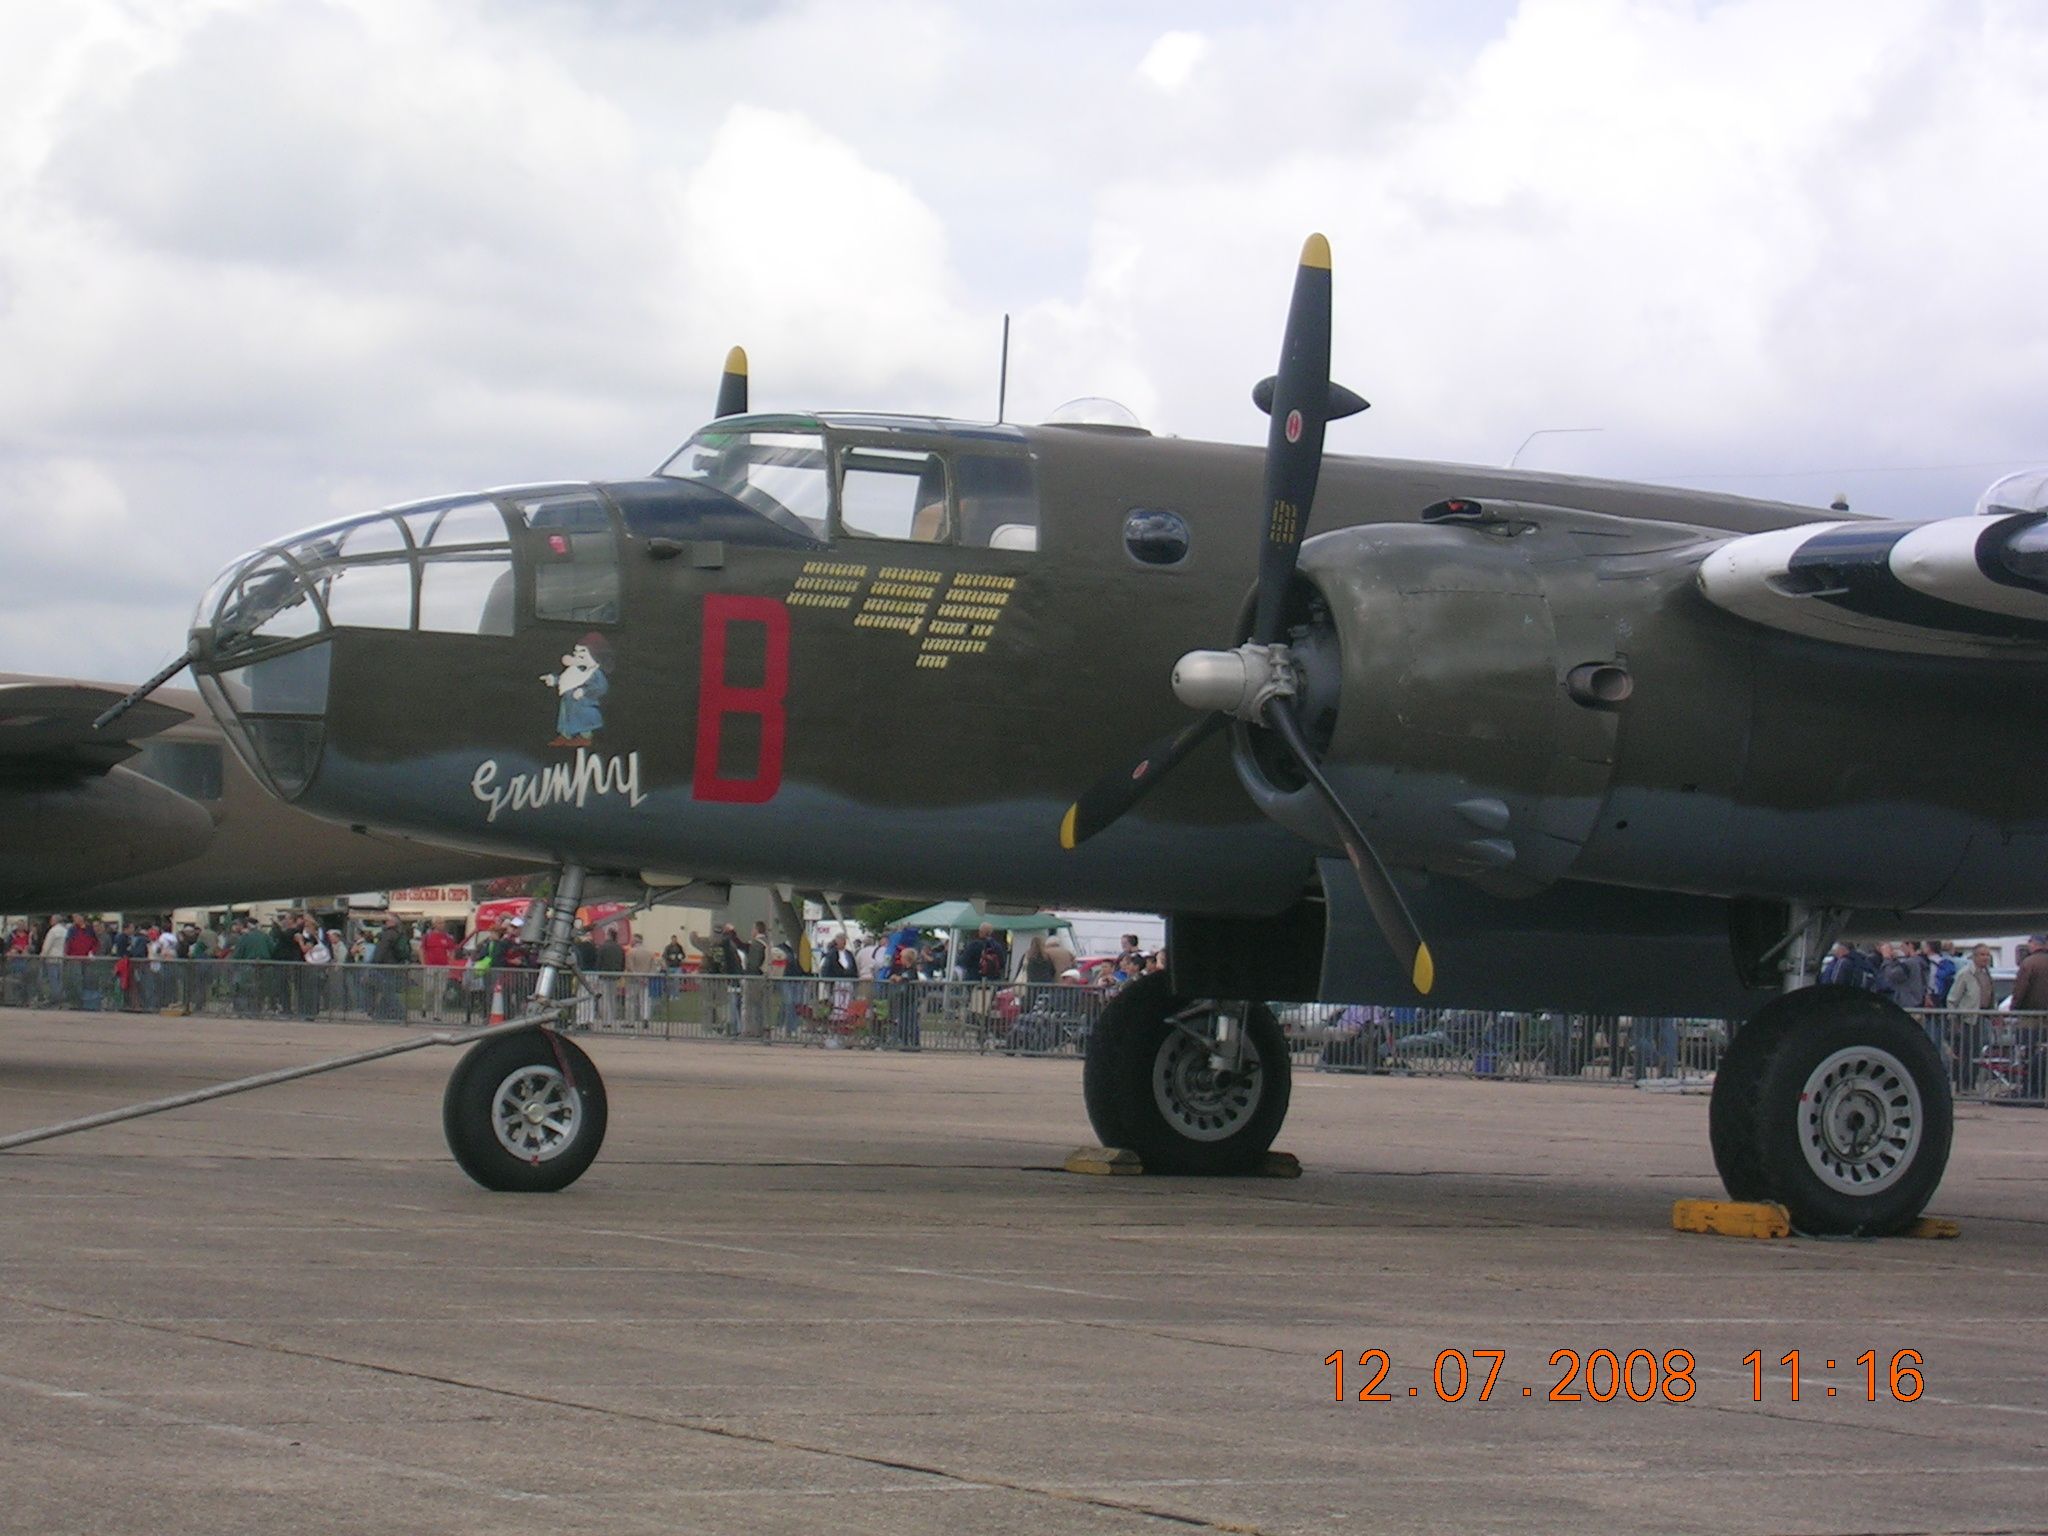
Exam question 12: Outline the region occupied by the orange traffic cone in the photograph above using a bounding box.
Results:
[488,982,506,1027]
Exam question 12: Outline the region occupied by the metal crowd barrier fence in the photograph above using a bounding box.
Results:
[0,959,1109,1057]
[1277,1005,1732,1088]
[1,957,2041,1102]
[1284,1002,2048,1105]
[1908,1007,2048,1105]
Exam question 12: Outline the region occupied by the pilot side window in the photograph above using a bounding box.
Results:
[518,492,620,624]
[955,452,1040,551]
[837,448,948,543]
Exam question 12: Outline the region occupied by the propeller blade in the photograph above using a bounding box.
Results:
[91,641,199,733]
[1266,698,1435,996]
[1060,712,1226,850]
[1251,233,1335,645]
[714,345,749,418]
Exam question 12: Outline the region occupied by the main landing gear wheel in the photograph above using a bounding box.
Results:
[1083,972,1291,1174]
[443,1029,608,1192]
[1710,987,1950,1235]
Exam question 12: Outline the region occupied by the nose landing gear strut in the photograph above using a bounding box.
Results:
[441,864,610,1192]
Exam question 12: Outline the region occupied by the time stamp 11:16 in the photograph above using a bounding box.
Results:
[1324,1349,1927,1405]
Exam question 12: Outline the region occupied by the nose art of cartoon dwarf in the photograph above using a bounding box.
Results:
[540,633,613,747]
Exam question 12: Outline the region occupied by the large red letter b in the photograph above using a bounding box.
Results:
[692,595,789,804]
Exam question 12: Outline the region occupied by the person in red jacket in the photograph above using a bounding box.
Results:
[420,921,456,970]
[62,915,99,1009]
[419,921,458,1015]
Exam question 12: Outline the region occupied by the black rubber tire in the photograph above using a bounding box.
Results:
[1742,990,1951,1235]
[1082,973,1291,1174]
[1080,976,1147,1152]
[1709,989,1819,1200]
[443,1029,608,1192]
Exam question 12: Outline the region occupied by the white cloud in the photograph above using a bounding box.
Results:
[672,105,979,402]
[1137,30,1210,94]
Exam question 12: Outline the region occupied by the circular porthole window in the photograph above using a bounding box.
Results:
[1124,508,1190,567]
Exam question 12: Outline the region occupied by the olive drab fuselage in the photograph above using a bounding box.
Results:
[186,414,2048,1000]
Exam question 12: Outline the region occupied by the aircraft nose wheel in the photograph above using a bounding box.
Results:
[1084,972,1290,1174]
[492,1063,583,1163]
[444,1029,608,1192]
[1710,987,1949,1235]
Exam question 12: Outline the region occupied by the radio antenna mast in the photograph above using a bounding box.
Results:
[997,313,1011,423]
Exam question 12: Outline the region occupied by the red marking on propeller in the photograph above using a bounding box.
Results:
[1285,409,1303,443]
[1132,761,1152,781]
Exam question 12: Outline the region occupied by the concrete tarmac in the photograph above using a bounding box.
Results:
[1,1009,2043,1535]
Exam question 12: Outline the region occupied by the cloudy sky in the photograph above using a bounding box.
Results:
[3,0,2044,680]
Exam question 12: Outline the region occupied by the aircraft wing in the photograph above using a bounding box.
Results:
[1697,512,2048,657]
[0,681,213,903]
[0,681,191,783]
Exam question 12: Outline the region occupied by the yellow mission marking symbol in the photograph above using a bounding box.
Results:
[785,562,1015,670]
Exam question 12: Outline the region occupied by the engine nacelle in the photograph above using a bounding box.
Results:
[0,766,214,907]
[1238,502,1715,898]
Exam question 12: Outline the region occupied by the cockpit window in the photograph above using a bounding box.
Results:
[420,553,516,635]
[407,499,510,548]
[838,447,948,543]
[657,427,829,539]
[337,516,410,557]
[516,492,618,624]
[318,559,414,630]
[956,452,1040,550]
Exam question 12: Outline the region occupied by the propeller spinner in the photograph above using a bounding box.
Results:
[1060,234,1435,996]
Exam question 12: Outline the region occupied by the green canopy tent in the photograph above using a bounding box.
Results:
[894,902,1069,980]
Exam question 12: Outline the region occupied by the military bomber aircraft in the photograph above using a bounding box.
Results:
[114,236,2048,1235]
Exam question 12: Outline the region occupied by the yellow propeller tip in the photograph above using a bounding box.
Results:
[1059,804,1079,850]
[723,345,748,376]
[1301,233,1331,270]
[1411,943,1435,996]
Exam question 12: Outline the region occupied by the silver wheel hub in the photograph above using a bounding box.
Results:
[1799,1046,1920,1195]
[1152,1027,1262,1142]
[491,1063,581,1162]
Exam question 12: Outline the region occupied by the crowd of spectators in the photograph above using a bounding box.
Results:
[3,910,444,1019]
[1817,936,2047,1011]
